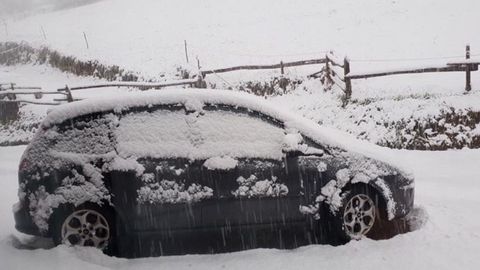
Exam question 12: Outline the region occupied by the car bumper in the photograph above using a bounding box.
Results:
[13,201,42,236]
[391,180,415,218]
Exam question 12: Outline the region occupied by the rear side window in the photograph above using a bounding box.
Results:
[115,108,193,158]
[53,113,117,155]
[115,105,285,160]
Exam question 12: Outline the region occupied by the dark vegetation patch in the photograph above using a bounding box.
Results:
[0,42,139,81]
[380,109,480,150]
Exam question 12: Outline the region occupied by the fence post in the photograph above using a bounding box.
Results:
[465,45,471,92]
[64,85,74,102]
[184,40,189,64]
[0,100,19,123]
[280,61,284,75]
[83,32,89,49]
[41,26,47,41]
[343,57,352,105]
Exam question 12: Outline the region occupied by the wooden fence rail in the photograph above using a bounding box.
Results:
[201,58,327,76]
[346,65,473,80]
[345,45,477,89]
[57,78,198,92]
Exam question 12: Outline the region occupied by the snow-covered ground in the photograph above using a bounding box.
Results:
[1,145,479,269]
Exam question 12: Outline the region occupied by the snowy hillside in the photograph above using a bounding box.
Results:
[3,0,480,83]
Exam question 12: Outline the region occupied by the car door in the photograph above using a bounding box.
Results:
[287,135,331,221]
[194,106,305,229]
[111,105,212,233]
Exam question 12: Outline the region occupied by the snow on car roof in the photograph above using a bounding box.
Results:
[42,88,412,177]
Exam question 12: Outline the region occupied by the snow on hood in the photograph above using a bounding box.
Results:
[42,88,412,177]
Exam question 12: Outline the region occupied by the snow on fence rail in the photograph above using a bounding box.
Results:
[0,83,68,103]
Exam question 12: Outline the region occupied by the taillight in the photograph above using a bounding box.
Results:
[19,158,30,172]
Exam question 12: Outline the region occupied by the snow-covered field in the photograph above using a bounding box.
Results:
[1,145,479,269]
[3,0,480,84]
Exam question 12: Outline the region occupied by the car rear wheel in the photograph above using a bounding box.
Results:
[52,203,116,253]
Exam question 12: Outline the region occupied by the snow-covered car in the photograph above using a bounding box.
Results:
[13,89,414,257]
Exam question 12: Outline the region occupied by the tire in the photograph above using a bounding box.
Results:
[51,203,117,255]
[333,185,385,241]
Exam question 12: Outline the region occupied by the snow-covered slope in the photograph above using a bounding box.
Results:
[3,0,480,85]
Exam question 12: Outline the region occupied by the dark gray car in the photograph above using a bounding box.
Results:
[14,89,414,257]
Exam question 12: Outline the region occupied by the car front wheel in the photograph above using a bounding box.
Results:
[342,193,377,239]
[335,186,385,241]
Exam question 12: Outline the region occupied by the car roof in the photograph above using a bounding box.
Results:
[42,88,411,176]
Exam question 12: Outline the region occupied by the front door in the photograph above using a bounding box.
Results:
[191,106,304,230]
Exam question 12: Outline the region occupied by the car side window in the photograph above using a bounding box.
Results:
[115,104,286,160]
[52,112,117,155]
[115,106,193,158]
[195,106,285,160]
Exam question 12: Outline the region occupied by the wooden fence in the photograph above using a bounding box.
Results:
[1,45,477,119]
[0,83,46,122]
[0,78,201,121]
[201,58,327,76]
[200,45,478,105]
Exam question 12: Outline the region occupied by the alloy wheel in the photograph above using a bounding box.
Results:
[343,194,376,239]
[61,209,110,249]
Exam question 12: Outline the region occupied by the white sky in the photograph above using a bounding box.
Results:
[0,0,102,16]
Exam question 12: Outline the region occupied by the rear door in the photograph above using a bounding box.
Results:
[111,105,213,233]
